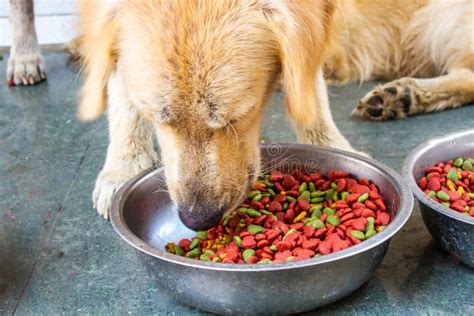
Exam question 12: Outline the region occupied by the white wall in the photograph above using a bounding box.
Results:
[0,0,78,47]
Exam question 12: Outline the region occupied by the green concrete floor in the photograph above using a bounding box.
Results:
[0,51,473,315]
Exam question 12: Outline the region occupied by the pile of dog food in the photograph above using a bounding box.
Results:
[418,157,474,217]
[165,169,392,264]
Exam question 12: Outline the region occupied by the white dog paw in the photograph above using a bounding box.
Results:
[7,51,46,86]
[92,171,130,220]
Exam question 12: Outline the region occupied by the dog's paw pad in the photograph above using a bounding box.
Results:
[7,52,46,86]
[351,81,418,121]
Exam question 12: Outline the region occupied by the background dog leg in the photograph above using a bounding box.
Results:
[7,0,46,86]
[293,70,366,155]
[93,71,157,219]
[353,66,474,121]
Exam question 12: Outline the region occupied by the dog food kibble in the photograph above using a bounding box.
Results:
[165,169,392,264]
[418,157,474,217]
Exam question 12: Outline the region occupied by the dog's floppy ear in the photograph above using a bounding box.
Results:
[260,0,335,127]
[77,1,120,121]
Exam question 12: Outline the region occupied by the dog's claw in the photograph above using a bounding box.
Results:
[7,52,46,86]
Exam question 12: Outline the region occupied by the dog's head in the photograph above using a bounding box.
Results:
[78,0,335,230]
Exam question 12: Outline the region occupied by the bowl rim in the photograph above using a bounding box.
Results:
[402,128,474,225]
[111,143,414,272]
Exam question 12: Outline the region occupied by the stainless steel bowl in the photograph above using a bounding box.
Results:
[402,129,474,267]
[111,144,413,314]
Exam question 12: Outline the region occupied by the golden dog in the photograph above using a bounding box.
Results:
[77,0,473,229]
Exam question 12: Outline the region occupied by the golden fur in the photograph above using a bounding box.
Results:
[77,0,473,228]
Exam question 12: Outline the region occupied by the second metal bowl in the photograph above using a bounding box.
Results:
[403,129,474,267]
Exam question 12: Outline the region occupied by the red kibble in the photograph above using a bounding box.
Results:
[318,241,332,254]
[242,236,257,249]
[346,193,360,204]
[284,208,296,222]
[167,168,392,264]
[376,212,390,226]
[298,199,310,212]
[275,241,292,251]
[268,201,282,212]
[302,239,319,250]
[427,178,441,191]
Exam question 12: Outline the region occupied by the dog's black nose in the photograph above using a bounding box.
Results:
[177,204,225,231]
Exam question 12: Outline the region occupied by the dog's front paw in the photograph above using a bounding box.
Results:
[7,51,46,86]
[351,79,421,121]
[93,171,131,220]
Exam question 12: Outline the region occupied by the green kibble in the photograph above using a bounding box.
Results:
[325,189,334,201]
[212,257,221,262]
[454,157,464,167]
[441,202,450,208]
[189,238,200,249]
[311,208,322,219]
[267,188,276,196]
[222,214,233,226]
[200,254,211,261]
[243,249,255,262]
[341,191,349,201]
[298,182,308,194]
[365,229,377,239]
[286,196,296,202]
[447,168,458,182]
[309,182,316,192]
[331,182,338,190]
[263,179,274,187]
[462,160,473,171]
[468,193,474,200]
[186,248,201,258]
[299,191,311,201]
[283,202,288,210]
[224,235,232,244]
[323,207,335,216]
[304,218,315,226]
[286,256,295,262]
[427,191,436,198]
[238,207,248,214]
[311,197,325,203]
[365,219,375,233]
[247,224,264,235]
[196,231,208,240]
[326,215,341,226]
[333,191,339,202]
[248,190,260,199]
[233,236,242,247]
[246,208,262,218]
[357,192,369,203]
[203,249,214,256]
[350,230,366,240]
[175,246,184,256]
[311,219,325,229]
[310,191,325,198]
[269,245,277,252]
[252,193,263,201]
[377,225,386,233]
[436,191,450,202]
[258,259,272,264]
[261,210,273,216]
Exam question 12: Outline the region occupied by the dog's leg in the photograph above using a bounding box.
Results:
[293,70,366,155]
[352,67,474,121]
[7,0,46,85]
[93,71,157,219]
